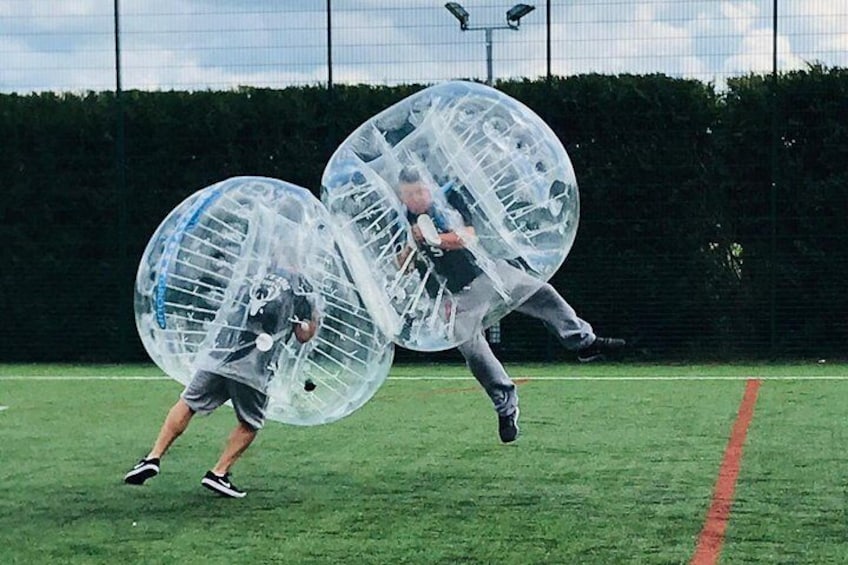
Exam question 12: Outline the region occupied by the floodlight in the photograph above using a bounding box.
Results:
[443,2,536,84]
[506,3,535,28]
[445,2,470,30]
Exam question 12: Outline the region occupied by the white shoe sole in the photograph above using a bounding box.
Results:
[201,477,246,498]
[124,463,159,484]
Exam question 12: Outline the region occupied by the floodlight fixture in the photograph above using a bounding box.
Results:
[445,2,470,30]
[506,3,535,28]
[444,2,536,85]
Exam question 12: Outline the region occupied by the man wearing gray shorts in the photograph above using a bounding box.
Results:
[124,271,318,498]
[397,168,625,444]
[182,370,269,433]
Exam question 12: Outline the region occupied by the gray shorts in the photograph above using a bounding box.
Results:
[181,370,269,431]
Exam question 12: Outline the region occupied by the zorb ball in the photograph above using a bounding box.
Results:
[134,176,394,425]
[321,81,579,350]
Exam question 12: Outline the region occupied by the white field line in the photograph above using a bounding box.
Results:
[392,375,848,381]
[0,375,847,381]
[0,376,173,381]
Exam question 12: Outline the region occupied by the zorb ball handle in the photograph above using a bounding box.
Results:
[416,214,442,246]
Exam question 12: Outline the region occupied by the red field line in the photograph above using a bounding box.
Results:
[691,378,762,565]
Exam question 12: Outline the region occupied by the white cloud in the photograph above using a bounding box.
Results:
[122,47,327,90]
[547,2,708,79]
[781,0,848,67]
[0,34,115,93]
[820,33,848,60]
[0,1,845,93]
[723,27,806,75]
[721,1,760,34]
[3,0,98,19]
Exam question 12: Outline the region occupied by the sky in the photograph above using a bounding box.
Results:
[0,0,846,93]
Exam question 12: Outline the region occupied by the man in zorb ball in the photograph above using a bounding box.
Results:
[396,166,551,343]
[127,176,394,497]
[322,81,625,443]
[395,166,625,442]
[125,270,319,498]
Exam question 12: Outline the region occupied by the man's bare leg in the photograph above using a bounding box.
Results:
[125,398,194,485]
[211,420,257,476]
[148,398,195,459]
[200,421,257,498]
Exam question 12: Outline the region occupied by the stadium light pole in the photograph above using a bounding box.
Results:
[444,2,536,85]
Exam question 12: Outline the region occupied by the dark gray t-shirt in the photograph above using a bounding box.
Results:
[200,271,313,389]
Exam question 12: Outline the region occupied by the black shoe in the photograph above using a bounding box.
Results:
[124,457,160,485]
[498,407,520,443]
[201,471,246,498]
[577,337,626,363]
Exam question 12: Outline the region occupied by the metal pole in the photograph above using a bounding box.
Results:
[114,0,122,94]
[544,0,553,127]
[447,9,534,87]
[114,0,130,359]
[772,0,778,76]
[769,0,778,353]
[485,28,493,85]
[326,0,333,90]
[546,0,551,81]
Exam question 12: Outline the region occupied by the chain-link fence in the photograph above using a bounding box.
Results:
[1,1,846,363]
[3,1,846,92]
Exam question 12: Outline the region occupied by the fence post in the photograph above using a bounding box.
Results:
[327,0,333,91]
[769,0,779,354]
[114,0,131,359]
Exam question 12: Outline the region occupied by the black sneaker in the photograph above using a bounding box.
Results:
[577,337,626,363]
[498,407,520,443]
[201,471,246,498]
[124,457,160,485]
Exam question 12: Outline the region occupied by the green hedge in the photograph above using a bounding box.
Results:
[1,68,845,362]
[714,65,848,356]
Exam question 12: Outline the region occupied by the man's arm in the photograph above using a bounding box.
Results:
[394,218,475,267]
[434,226,475,250]
[416,213,476,251]
[396,242,416,270]
[292,285,320,343]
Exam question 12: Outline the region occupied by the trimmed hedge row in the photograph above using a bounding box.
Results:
[1,67,845,362]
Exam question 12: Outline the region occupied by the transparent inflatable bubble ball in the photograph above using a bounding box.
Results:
[135,176,394,426]
[321,81,579,351]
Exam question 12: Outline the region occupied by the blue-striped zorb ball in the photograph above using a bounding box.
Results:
[321,81,579,350]
[134,176,394,425]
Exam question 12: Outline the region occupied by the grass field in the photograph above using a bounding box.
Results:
[1,362,846,564]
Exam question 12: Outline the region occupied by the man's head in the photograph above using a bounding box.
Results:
[397,167,433,215]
